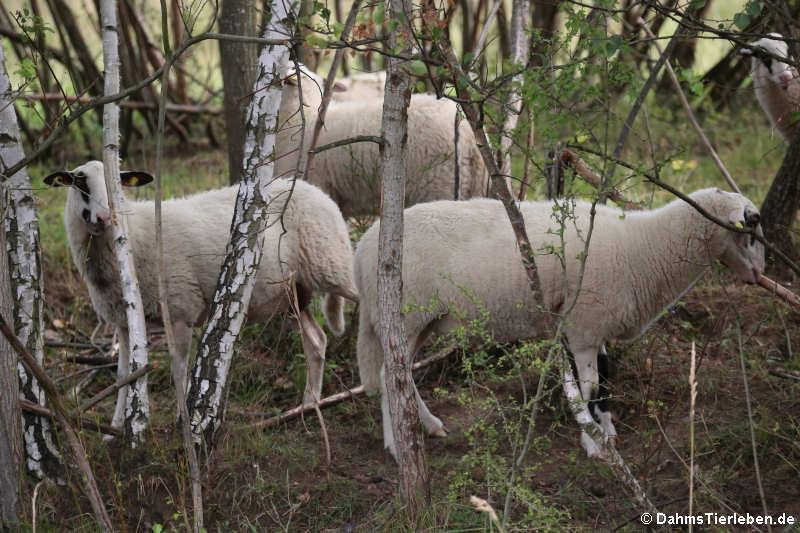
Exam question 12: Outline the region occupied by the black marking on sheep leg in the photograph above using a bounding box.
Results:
[591,345,611,422]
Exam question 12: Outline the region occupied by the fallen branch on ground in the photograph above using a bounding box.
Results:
[241,346,455,429]
[561,148,800,313]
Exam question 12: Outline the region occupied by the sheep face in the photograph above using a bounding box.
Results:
[715,192,765,284]
[44,161,153,236]
[742,33,795,89]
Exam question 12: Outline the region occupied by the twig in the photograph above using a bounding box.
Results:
[78,363,154,413]
[735,320,772,532]
[769,369,800,381]
[64,355,117,366]
[0,313,114,532]
[636,18,740,194]
[16,93,221,114]
[20,400,121,437]
[559,149,643,210]
[303,0,362,176]
[309,135,385,154]
[242,347,455,429]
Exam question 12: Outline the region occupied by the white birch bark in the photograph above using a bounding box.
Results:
[0,43,63,481]
[187,0,293,445]
[100,0,150,443]
[377,0,430,509]
[497,0,530,196]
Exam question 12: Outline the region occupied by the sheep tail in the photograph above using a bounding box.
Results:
[321,293,346,336]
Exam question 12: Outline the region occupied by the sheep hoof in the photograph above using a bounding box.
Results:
[430,426,448,438]
[580,432,602,458]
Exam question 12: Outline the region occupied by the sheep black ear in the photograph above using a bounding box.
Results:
[120,171,154,187]
[43,171,74,187]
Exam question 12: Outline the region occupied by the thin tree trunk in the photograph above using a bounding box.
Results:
[0,185,20,528]
[760,127,800,264]
[0,44,63,482]
[378,0,431,514]
[48,0,103,93]
[496,0,530,195]
[187,0,295,446]
[170,0,188,104]
[100,0,150,443]
[220,0,260,184]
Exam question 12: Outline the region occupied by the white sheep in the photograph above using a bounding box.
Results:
[45,161,358,427]
[354,188,764,458]
[330,71,386,103]
[740,33,800,141]
[275,93,489,217]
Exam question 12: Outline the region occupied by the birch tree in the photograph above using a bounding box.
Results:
[187,0,295,446]
[377,0,430,512]
[496,0,529,196]
[0,202,20,526]
[0,42,63,481]
[100,0,150,443]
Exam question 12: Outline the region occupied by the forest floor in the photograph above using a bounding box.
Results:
[21,98,800,532]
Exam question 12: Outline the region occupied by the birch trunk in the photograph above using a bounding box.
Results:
[378,0,430,511]
[496,0,529,196]
[187,0,294,446]
[0,199,20,525]
[0,43,63,482]
[100,0,150,443]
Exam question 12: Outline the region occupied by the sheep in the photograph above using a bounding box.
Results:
[44,161,358,428]
[274,93,489,217]
[330,71,386,103]
[354,188,764,458]
[740,33,800,142]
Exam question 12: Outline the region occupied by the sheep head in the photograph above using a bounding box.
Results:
[44,161,153,236]
[740,33,795,89]
[714,190,765,284]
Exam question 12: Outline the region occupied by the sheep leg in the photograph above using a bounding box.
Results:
[109,327,131,435]
[572,345,616,456]
[298,307,327,406]
[170,321,193,418]
[592,345,617,440]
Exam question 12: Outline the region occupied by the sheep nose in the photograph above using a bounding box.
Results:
[96,210,111,224]
[779,71,794,88]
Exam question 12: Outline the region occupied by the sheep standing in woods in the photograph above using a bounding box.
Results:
[354,188,765,458]
[740,33,800,141]
[45,161,358,428]
[275,91,489,217]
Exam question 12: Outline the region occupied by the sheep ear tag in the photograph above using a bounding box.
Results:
[43,171,74,187]
[727,207,745,226]
[120,171,154,187]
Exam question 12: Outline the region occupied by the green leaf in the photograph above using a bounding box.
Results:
[745,1,761,16]
[733,12,750,30]
[415,80,426,92]
[410,60,427,76]
[463,51,475,64]
[372,4,384,25]
[305,34,328,48]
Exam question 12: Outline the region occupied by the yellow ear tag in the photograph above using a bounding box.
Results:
[128,176,139,186]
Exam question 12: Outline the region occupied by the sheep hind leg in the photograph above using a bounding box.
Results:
[108,327,131,439]
[299,307,327,406]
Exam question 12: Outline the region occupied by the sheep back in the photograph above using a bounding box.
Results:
[276,93,489,217]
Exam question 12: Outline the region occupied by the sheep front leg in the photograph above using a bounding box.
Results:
[298,307,327,406]
[110,327,131,434]
[572,345,617,456]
